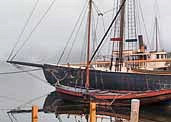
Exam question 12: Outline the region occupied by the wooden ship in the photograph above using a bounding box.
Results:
[7,0,171,106]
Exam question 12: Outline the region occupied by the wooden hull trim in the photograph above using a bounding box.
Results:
[56,85,171,106]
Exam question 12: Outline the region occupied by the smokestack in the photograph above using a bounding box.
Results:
[138,35,145,52]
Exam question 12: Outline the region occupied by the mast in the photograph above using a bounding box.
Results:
[155,17,158,52]
[85,0,92,89]
[118,0,125,71]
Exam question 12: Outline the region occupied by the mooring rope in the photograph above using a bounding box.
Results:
[0,69,41,75]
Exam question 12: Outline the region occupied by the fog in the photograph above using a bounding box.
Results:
[0,0,171,64]
[0,0,171,121]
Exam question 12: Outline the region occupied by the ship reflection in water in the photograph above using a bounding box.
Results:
[43,92,171,122]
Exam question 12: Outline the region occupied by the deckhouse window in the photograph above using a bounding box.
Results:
[161,54,164,59]
[165,54,167,58]
[144,55,147,60]
[156,54,159,59]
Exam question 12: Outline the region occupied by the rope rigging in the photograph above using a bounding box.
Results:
[92,2,103,17]
[0,68,41,75]
[151,17,161,51]
[61,1,108,64]
[137,0,151,50]
[57,1,88,64]
[127,0,137,50]
[65,6,88,63]
[6,93,50,122]
[90,0,127,63]
[80,22,88,63]
[8,113,17,122]
[60,0,120,65]
[7,0,40,61]
[92,4,98,54]
[14,93,50,110]
[0,61,50,86]
[94,2,109,54]
[151,0,161,51]
[110,0,120,70]
[12,65,52,86]
[9,0,57,61]
[92,2,107,59]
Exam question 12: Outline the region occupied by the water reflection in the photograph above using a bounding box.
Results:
[7,91,171,122]
[43,92,171,122]
[43,92,130,122]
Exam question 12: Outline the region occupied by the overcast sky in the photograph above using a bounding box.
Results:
[0,0,171,64]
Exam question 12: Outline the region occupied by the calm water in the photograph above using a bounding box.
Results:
[1,62,171,122]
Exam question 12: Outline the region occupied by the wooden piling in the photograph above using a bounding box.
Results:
[130,99,140,122]
[90,102,96,122]
[32,105,38,122]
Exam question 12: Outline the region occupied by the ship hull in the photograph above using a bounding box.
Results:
[42,64,171,106]
[43,64,171,91]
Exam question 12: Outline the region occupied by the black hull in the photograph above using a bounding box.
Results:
[43,64,171,91]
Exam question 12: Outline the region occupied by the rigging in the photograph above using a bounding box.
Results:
[57,1,88,64]
[90,0,127,63]
[0,69,41,75]
[7,0,40,61]
[65,6,88,63]
[137,0,151,50]
[9,0,57,61]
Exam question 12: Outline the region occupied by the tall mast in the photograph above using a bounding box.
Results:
[155,17,158,52]
[118,0,125,71]
[85,0,92,89]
